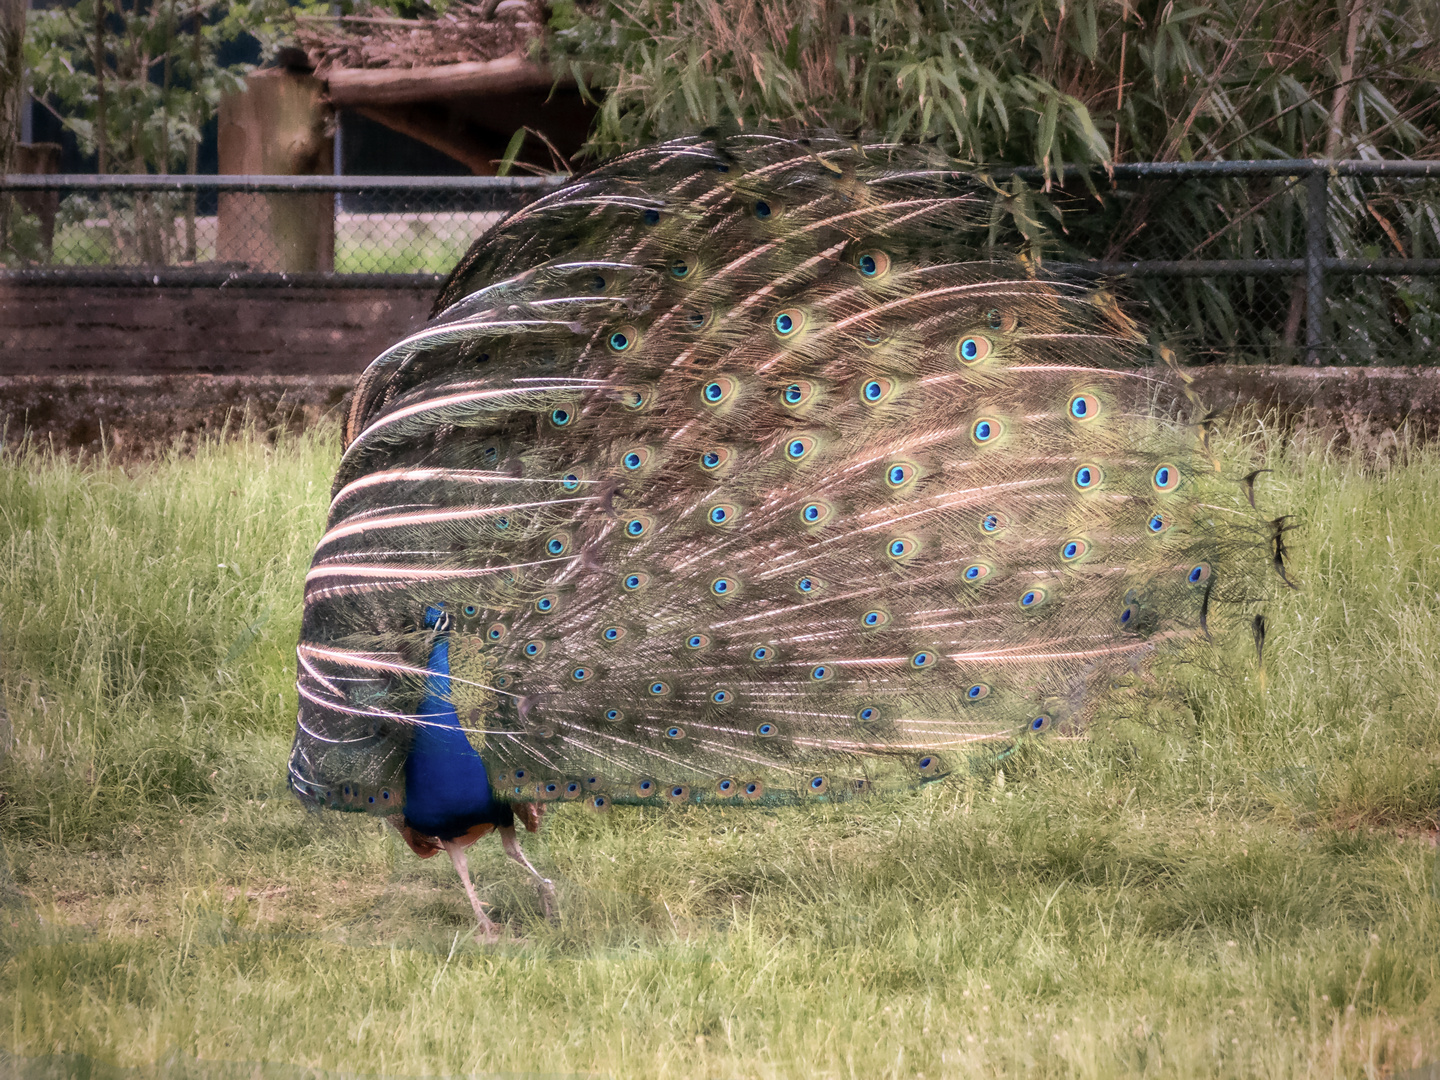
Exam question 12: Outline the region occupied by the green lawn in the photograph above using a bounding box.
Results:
[0,424,1437,1079]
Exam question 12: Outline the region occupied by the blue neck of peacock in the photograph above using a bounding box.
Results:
[413,636,477,757]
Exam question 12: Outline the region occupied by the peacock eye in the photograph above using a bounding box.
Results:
[917,755,942,776]
[751,646,774,662]
[534,594,558,614]
[780,380,818,409]
[1152,463,1180,492]
[608,325,639,353]
[796,576,824,594]
[708,503,739,526]
[910,650,936,669]
[958,334,993,364]
[462,604,478,617]
[1018,587,1049,610]
[966,683,991,700]
[800,501,832,526]
[550,408,574,428]
[971,417,1002,444]
[621,571,649,591]
[670,254,698,279]
[1072,464,1103,490]
[621,447,652,472]
[621,386,651,411]
[486,623,507,642]
[701,376,738,406]
[785,435,817,462]
[1147,512,1172,534]
[979,511,1009,534]
[1068,393,1101,421]
[601,625,625,642]
[860,377,895,404]
[1060,538,1089,562]
[857,250,891,277]
[861,609,891,628]
[699,447,733,471]
[886,536,919,561]
[623,515,653,538]
[1187,562,1212,585]
[710,576,737,596]
[773,309,806,338]
[711,689,733,705]
[857,705,879,722]
[559,471,583,492]
[961,562,991,582]
[685,633,710,650]
[1030,714,1052,733]
[545,533,572,556]
[885,461,918,488]
[642,208,661,226]
[647,680,671,697]
[753,199,774,219]
[523,639,546,658]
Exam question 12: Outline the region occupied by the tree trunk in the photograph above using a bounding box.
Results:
[0,0,26,257]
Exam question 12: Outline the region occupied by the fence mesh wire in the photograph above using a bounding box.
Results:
[3,169,1438,365]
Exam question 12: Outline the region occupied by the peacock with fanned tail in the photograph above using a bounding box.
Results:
[288,131,1277,938]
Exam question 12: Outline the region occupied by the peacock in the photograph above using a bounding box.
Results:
[287,130,1275,939]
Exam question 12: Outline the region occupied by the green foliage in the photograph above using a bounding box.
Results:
[24,0,276,175]
[550,0,1440,170]
[1,424,1439,1075]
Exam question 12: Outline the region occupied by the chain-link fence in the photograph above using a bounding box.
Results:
[3,162,1438,365]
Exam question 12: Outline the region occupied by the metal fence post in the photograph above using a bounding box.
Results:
[1305,165,1329,366]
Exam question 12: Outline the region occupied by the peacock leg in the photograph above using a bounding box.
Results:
[499,826,556,920]
[441,838,501,940]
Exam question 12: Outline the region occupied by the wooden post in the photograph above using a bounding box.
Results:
[217,68,335,272]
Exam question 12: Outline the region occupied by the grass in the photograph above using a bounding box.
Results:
[0,423,1438,1079]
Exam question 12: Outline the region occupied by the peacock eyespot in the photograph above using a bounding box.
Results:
[621,387,650,411]
[684,307,712,331]
[911,650,936,669]
[857,250,891,277]
[636,779,658,797]
[462,604,478,617]
[1152,463,1180,492]
[686,633,710,650]
[1061,538,1090,562]
[623,515,652,538]
[512,768,528,782]
[1120,603,1138,626]
[962,562,992,582]
[1030,714,1052,733]
[887,536,919,561]
[752,645,774,661]
[756,723,778,737]
[966,683,991,700]
[885,461,918,488]
[958,335,993,364]
[665,727,685,740]
[710,576,737,596]
[494,674,513,689]
[648,681,671,697]
[700,447,733,472]
[780,380,817,409]
[495,516,510,531]
[1019,587,1048,610]
[972,417,1002,444]
[666,784,690,801]
[788,435,821,463]
[622,572,649,591]
[589,794,610,812]
[702,376,738,406]
[560,472,582,492]
[708,503,739,526]
[534,595,557,614]
[810,664,835,682]
[861,377,895,404]
[857,705,879,722]
[797,576,824,594]
[670,255,697,279]
[1068,393,1101,421]
[717,778,738,796]
[622,447,652,471]
[545,533,572,556]
[642,208,661,226]
[917,755,941,777]
[711,689,734,705]
[800,501,832,525]
[601,625,625,642]
[1187,562,1212,584]
[773,309,805,337]
[584,774,604,790]
[608,325,639,353]
[571,666,592,683]
[1147,513,1171,534]
[550,408,574,428]
[861,609,891,628]
[565,781,582,799]
[604,708,623,722]
[523,640,546,657]
[980,512,1010,534]
[743,781,765,800]
[808,775,829,794]
[1073,464,1103,490]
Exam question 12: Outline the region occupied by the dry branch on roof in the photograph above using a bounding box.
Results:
[294,0,545,72]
